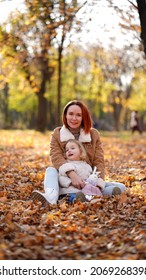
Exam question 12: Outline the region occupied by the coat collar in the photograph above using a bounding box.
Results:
[60,125,91,143]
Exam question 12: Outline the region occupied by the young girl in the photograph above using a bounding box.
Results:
[59,139,104,202]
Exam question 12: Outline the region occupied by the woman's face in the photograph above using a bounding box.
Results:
[66,105,82,129]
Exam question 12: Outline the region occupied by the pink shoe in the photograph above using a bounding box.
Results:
[82,184,102,196]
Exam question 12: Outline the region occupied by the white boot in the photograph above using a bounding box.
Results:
[32,189,58,205]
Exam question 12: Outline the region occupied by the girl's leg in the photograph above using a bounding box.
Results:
[32,167,59,204]
[102,182,126,196]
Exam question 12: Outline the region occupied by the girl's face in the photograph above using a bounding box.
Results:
[66,105,82,129]
[65,141,81,161]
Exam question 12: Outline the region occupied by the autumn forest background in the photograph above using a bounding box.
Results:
[0,0,146,132]
[0,0,146,260]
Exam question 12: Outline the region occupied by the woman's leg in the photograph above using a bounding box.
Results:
[32,167,59,204]
[44,167,59,193]
[102,182,126,196]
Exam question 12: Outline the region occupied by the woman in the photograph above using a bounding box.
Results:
[32,100,126,205]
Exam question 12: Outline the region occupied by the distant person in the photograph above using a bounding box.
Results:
[130,110,142,134]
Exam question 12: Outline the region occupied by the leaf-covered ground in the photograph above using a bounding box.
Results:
[0,130,146,260]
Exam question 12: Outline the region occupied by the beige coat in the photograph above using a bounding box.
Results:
[59,161,92,194]
[49,125,105,179]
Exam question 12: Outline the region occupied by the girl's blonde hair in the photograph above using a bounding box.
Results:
[65,139,87,161]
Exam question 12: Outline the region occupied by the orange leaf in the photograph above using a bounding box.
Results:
[118,193,128,207]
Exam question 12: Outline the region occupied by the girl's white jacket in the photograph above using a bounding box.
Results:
[59,161,92,195]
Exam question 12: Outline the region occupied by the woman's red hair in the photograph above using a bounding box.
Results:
[62,100,93,134]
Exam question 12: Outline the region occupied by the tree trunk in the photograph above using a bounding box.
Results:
[113,104,122,131]
[3,82,9,127]
[36,55,48,132]
[137,0,146,56]
[36,94,47,132]
[57,45,63,126]
[123,108,129,130]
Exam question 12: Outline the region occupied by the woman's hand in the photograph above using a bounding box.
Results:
[67,170,85,189]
